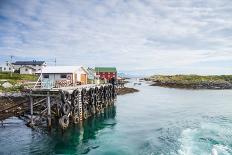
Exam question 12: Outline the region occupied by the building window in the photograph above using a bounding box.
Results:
[25,68,28,71]
[4,67,6,70]
[60,74,67,78]
[43,74,49,78]
[0,67,2,71]
[9,67,11,70]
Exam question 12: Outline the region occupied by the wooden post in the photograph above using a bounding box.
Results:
[29,90,34,125]
[47,91,51,129]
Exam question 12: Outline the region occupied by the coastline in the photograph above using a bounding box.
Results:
[150,82,232,89]
[146,75,232,90]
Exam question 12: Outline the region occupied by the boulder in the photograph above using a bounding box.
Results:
[2,82,13,88]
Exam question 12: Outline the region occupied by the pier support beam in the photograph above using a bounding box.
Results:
[46,91,51,129]
[29,90,34,126]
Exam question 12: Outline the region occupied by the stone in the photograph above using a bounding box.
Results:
[2,82,13,88]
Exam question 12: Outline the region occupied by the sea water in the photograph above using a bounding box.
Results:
[0,82,232,155]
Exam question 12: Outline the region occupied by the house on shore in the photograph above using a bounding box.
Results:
[0,61,14,72]
[12,60,46,74]
[95,67,117,81]
[36,66,88,88]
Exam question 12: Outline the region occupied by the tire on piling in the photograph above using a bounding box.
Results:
[59,115,69,129]
[61,90,71,103]
[83,110,88,120]
[82,88,88,104]
[62,102,71,115]
[73,106,79,115]
[72,114,79,124]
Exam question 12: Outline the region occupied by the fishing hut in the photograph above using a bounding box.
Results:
[24,66,117,130]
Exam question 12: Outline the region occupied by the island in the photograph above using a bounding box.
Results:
[145,75,232,89]
[117,87,139,95]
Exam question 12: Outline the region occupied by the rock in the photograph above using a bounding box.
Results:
[0,92,25,97]
[2,82,13,88]
[117,87,139,95]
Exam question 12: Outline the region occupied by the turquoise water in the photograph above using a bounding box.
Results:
[1,82,232,155]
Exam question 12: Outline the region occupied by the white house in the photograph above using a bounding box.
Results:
[19,66,36,74]
[36,66,88,88]
[12,60,46,74]
[0,61,14,72]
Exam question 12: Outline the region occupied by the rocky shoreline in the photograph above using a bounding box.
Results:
[0,95,28,121]
[146,75,232,90]
[150,81,232,89]
[117,87,139,95]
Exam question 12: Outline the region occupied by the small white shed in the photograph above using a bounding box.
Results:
[37,66,88,87]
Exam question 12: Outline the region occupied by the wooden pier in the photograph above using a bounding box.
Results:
[26,84,117,129]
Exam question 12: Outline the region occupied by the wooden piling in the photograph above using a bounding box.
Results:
[29,90,34,126]
[46,91,51,129]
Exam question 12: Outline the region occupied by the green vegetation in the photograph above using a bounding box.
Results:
[0,72,38,92]
[148,75,232,89]
[0,72,38,81]
[150,75,232,83]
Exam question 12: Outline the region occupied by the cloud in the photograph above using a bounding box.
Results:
[0,0,232,74]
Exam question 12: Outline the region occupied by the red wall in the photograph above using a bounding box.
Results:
[96,72,117,80]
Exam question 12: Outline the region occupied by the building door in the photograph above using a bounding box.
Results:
[81,74,87,85]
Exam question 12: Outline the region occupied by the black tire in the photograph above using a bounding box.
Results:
[73,107,79,115]
[72,89,80,99]
[59,115,69,129]
[83,110,88,120]
[61,90,71,103]
[95,87,99,94]
[62,102,71,115]
[72,115,79,124]
[73,98,79,107]
[82,88,88,103]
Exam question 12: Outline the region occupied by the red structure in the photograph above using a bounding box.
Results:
[95,67,117,80]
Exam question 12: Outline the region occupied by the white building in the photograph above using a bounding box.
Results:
[0,61,14,72]
[36,66,88,88]
[19,66,36,74]
[12,60,46,74]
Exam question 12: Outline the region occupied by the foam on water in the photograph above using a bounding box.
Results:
[177,117,232,155]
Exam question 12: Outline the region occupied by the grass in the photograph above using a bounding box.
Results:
[0,72,38,81]
[0,72,38,92]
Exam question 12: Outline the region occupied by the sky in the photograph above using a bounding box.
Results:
[0,0,232,76]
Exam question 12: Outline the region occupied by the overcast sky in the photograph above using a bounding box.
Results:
[0,0,232,75]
